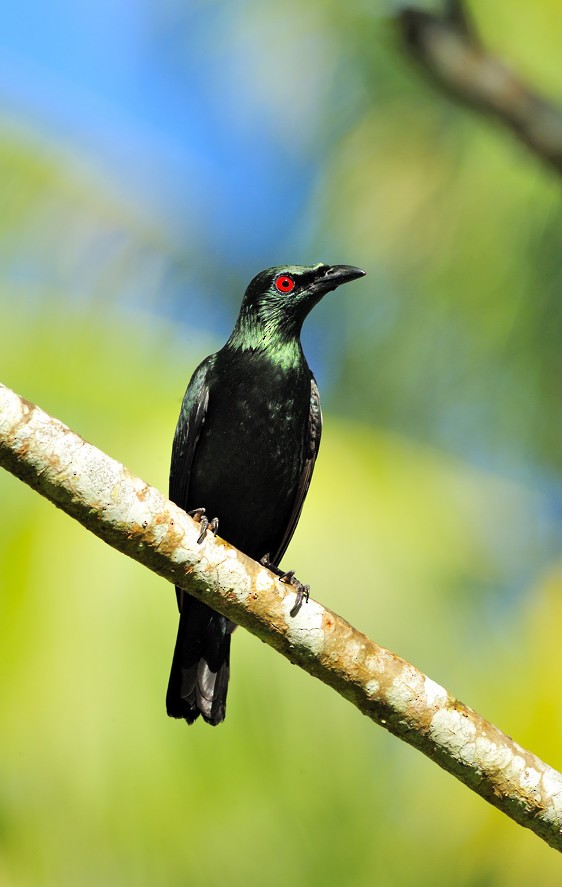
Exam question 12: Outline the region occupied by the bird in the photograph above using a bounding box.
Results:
[166,263,366,725]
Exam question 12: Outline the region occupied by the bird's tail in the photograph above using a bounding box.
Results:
[166,593,233,726]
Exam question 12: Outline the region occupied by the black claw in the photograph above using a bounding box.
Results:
[290,583,310,617]
[188,507,219,544]
[188,507,206,519]
[259,555,310,616]
[197,515,210,544]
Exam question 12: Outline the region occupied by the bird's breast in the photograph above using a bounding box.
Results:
[187,353,312,560]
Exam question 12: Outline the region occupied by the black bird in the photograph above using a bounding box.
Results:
[166,263,365,725]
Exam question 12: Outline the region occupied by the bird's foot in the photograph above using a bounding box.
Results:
[283,573,310,617]
[188,507,219,544]
[260,555,310,617]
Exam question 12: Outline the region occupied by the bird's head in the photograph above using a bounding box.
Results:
[228,263,366,351]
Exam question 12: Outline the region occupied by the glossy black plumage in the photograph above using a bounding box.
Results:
[166,263,365,725]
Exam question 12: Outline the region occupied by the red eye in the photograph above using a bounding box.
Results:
[275,274,295,294]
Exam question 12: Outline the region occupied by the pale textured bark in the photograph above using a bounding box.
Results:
[1,380,562,851]
[399,2,562,175]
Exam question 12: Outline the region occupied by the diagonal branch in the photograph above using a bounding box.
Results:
[398,2,562,175]
[1,380,562,851]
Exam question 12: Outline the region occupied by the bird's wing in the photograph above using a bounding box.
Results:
[169,356,214,610]
[271,375,323,566]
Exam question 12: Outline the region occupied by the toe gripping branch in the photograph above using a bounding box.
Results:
[260,555,310,618]
[188,508,219,545]
[184,516,308,616]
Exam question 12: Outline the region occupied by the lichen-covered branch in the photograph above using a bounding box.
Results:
[1,380,562,851]
[398,2,562,175]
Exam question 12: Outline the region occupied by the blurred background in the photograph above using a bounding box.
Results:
[1,1,561,884]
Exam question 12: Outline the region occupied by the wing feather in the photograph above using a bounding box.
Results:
[169,356,214,610]
[271,375,322,566]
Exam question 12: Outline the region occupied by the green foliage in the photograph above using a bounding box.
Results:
[204,0,562,466]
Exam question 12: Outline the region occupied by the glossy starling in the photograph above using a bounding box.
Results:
[166,263,365,725]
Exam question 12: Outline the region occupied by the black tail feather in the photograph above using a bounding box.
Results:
[166,593,233,726]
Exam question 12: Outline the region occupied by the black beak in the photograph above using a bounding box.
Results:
[311,264,366,295]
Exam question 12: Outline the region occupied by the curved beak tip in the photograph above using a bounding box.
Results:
[343,265,366,281]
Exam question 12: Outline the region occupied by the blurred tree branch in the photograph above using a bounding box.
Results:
[398,1,562,175]
[1,379,562,852]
